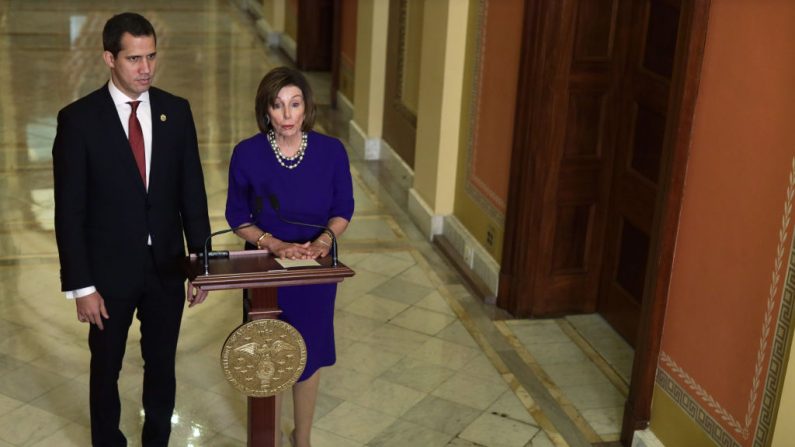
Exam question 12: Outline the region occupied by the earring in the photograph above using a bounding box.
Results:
[265,115,270,127]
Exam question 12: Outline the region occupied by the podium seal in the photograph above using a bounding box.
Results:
[221,319,307,397]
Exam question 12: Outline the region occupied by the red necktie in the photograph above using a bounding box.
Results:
[127,101,146,187]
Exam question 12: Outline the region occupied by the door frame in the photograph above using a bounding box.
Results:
[498,0,711,443]
[619,1,710,442]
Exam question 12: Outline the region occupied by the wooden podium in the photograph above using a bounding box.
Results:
[184,250,354,447]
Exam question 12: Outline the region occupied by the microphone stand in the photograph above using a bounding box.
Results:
[203,198,265,275]
[202,222,254,275]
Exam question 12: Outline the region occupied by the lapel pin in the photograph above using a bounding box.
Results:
[160,114,167,122]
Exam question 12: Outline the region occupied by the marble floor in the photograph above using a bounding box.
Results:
[0,1,632,446]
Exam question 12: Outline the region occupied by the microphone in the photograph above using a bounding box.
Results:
[268,194,338,267]
[202,197,264,275]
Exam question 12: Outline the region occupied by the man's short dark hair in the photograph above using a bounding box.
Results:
[102,12,156,57]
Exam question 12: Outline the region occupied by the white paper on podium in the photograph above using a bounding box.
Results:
[274,258,321,268]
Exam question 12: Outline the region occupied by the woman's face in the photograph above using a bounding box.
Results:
[267,85,305,139]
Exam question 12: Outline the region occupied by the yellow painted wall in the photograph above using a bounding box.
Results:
[352,0,388,136]
[451,0,524,262]
[413,0,468,214]
[453,0,502,261]
[650,386,716,447]
[261,0,285,32]
[772,331,795,446]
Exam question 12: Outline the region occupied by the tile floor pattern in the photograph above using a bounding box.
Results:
[0,1,632,446]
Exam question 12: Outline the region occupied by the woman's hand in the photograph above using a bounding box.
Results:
[271,240,313,260]
[308,239,330,259]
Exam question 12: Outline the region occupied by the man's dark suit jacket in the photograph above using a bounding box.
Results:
[53,85,210,298]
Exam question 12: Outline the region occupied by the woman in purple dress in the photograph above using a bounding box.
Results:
[225,67,354,447]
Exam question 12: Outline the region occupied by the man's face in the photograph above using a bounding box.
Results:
[103,32,157,98]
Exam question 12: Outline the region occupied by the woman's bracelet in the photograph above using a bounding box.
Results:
[316,238,330,247]
[256,232,271,250]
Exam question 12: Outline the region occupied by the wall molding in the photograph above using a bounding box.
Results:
[659,157,795,447]
[656,367,741,447]
[463,0,507,224]
[755,158,795,446]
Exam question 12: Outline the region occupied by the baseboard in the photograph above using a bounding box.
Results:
[632,429,665,447]
[435,235,495,302]
[382,141,413,192]
[255,19,281,47]
[279,33,297,63]
[410,192,502,303]
[336,92,354,121]
[348,120,382,160]
[440,215,499,300]
[244,0,264,17]
[408,188,443,241]
[233,0,256,15]
[235,0,280,47]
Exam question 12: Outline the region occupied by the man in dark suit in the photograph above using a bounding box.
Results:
[52,12,211,447]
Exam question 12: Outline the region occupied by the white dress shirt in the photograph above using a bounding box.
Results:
[65,80,153,299]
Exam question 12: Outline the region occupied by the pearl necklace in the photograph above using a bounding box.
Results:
[268,130,307,170]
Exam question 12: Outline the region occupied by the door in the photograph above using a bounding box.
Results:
[530,0,632,315]
[500,0,632,316]
[597,0,684,345]
[501,0,691,343]
[295,0,334,70]
[502,0,708,440]
[381,0,422,167]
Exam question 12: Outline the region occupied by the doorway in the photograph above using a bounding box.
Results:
[498,0,709,442]
[499,0,703,346]
[381,0,422,168]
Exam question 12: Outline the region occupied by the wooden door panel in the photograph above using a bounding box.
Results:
[571,0,619,63]
[500,0,708,438]
[499,0,632,316]
[563,89,610,159]
[551,203,594,273]
[530,0,629,315]
[614,218,651,299]
[600,282,642,338]
[598,0,682,345]
[557,164,602,201]
[614,179,655,229]
[296,0,334,70]
[627,102,667,184]
[640,0,681,79]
